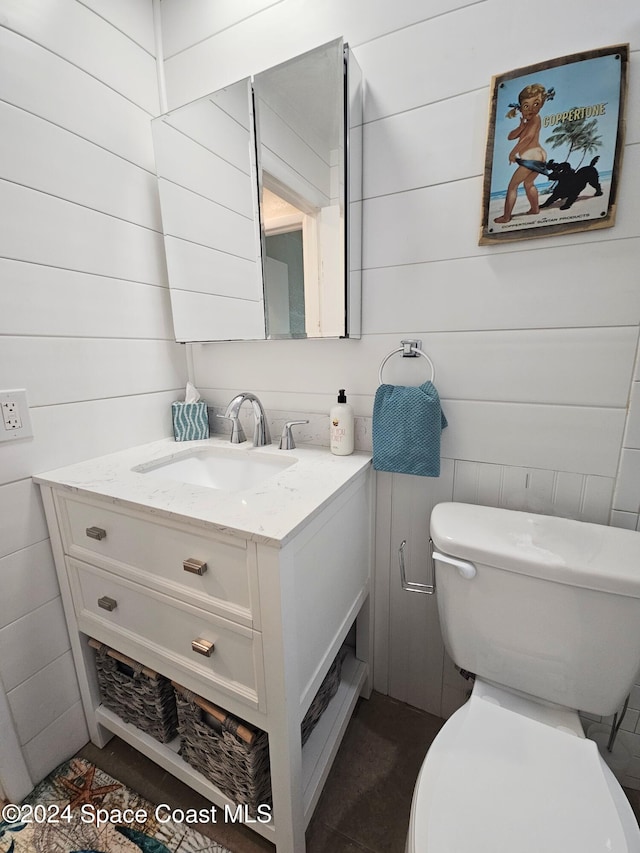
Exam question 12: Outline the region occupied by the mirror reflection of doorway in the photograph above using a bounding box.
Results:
[265,230,306,337]
[261,184,320,338]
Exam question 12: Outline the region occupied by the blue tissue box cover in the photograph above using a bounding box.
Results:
[172,401,209,441]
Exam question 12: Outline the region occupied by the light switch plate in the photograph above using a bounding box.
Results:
[0,389,33,441]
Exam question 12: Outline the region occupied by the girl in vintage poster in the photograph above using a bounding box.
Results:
[493,83,555,223]
[482,46,626,242]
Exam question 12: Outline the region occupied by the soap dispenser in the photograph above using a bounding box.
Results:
[330,389,354,456]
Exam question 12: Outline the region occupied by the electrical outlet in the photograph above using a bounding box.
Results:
[0,389,33,442]
[2,400,22,430]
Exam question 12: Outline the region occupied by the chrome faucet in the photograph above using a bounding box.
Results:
[219,393,271,446]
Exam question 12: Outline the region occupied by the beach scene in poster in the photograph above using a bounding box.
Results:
[486,52,623,237]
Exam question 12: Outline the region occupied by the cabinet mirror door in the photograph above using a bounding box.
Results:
[256,38,346,339]
[152,78,265,342]
[152,40,362,342]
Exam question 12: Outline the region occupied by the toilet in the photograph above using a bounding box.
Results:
[406,502,640,852]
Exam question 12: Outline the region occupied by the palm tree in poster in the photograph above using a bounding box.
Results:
[545,114,603,166]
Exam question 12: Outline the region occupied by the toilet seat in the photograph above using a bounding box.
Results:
[408,682,640,852]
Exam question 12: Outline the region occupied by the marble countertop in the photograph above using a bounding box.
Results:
[34,437,371,547]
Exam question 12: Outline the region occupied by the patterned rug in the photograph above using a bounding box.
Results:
[0,757,232,852]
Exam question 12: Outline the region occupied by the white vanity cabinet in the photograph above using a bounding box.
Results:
[35,438,373,853]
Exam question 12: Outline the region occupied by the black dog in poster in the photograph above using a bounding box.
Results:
[516,155,603,210]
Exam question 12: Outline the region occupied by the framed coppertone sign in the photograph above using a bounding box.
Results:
[479,44,628,245]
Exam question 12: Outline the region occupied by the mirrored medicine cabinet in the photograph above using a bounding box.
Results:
[151,38,363,343]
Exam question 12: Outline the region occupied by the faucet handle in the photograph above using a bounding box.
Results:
[216,413,246,444]
[279,420,309,450]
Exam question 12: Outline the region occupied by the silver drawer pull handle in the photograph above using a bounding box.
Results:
[191,638,214,657]
[98,596,117,612]
[86,526,107,541]
[183,558,207,575]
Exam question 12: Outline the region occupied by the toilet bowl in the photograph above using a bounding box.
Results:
[406,680,640,852]
[405,502,640,852]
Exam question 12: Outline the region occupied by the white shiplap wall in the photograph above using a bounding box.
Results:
[1,0,637,798]
[159,0,640,780]
[159,0,640,482]
[0,0,184,798]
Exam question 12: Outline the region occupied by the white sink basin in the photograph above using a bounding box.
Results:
[134,446,296,491]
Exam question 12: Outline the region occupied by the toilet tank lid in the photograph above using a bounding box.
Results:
[430,502,640,598]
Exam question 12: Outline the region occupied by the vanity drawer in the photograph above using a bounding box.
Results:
[68,559,264,710]
[58,495,256,627]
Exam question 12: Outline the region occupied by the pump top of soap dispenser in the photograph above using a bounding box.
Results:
[337,389,347,403]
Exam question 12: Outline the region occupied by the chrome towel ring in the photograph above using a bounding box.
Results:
[378,339,435,385]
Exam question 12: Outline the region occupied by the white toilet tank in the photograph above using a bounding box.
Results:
[430,503,640,716]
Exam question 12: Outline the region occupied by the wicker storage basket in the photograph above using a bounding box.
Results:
[173,684,272,813]
[301,650,344,745]
[91,640,178,743]
[173,649,345,810]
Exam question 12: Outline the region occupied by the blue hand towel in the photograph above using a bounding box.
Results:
[373,382,447,477]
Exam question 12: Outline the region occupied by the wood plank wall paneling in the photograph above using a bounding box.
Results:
[192,327,638,408]
[362,153,640,270]
[0,0,184,793]
[79,0,157,54]
[0,260,175,339]
[1,181,168,283]
[0,0,159,113]
[162,0,640,716]
[1,0,637,786]
[362,240,640,334]
[0,542,62,629]
[161,0,283,59]
[613,364,640,524]
[0,338,187,406]
[161,0,489,104]
[8,653,82,746]
[0,101,163,231]
[0,27,156,170]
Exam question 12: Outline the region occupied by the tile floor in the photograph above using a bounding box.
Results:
[78,690,640,852]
